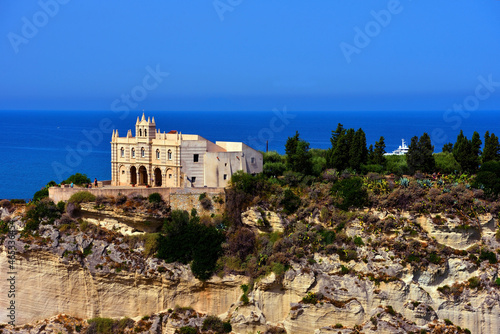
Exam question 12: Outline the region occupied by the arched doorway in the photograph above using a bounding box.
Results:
[166,168,176,187]
[139,166,148,185]
[119,166,127,185]
[154,168,162,187]
[130,166,137,185]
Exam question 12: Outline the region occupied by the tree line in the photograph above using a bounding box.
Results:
[268,126,500,178]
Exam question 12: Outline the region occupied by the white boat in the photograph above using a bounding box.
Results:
[384,139,408,156]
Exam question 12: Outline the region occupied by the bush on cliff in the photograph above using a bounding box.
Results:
[23,198,61,232]
[148,192,162,203]
[68,191,96,204]
[65,173,91,186]
[157,210,225,280]
[331,177,368,211]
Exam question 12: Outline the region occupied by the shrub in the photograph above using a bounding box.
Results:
[202,315,231,333]
[65,173,91,185]
[157,210,225,280]
[281,189,301,214]
[479,249,497,264]
[68,191,96,204]
[428,252,441,264]
[434,152,461,174]
[334,324,343,329]
[301,292,319,304]
[148,193,162,203]
[444,319,453,326]
[271,262,286,276]
[385,305,396,316]
[228,227,255,261]
[200,197,213,210]
[199,193,207,201]
[176,327,198,334]
[353,236,364,246]
[56,201,66,213]
[144,233,160,257]
[33,188,49,201]
[0,220,9,234]
[116,194,127,205]
[468,276,481,289]
[23,198,60,231]
[10,199,26,204]
[86,317,115,334]
[331,177,368,211]
[495,277,500,286]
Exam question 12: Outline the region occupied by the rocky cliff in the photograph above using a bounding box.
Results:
[1,203,499,333]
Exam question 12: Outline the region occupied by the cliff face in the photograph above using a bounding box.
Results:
[0,250,245,325]
[1,206,499,334]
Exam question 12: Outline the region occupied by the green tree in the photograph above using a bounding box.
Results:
[64,173,91,185]
[482,131,500,163]
[328,125,350,171]
[407,133,435,174]
[348,128,368,170]
[372,136,387,166]
[157,210,224,280]
[285,131,312,175]
[453,130,481,173]
[442,143,453,153]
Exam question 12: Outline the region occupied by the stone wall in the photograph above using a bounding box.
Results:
[48,186,225,213]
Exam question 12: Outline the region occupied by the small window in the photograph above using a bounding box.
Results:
[251,157,255,164]
[169,174,172,179]
[168,150,172,160]
[225,163,227,166]
[191,177,196,183]
[156,149,160,159]
[131,148,135,158]
[122,170,125,174]
[223,174,227,180]
[141,148,145,157]
[193,154,199,162]
[139,129,142,136]
[145,129,147,136]
[120,148,124,158]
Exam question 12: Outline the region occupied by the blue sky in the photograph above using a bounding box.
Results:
[1,0,500,111]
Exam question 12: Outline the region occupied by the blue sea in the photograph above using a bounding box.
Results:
[0,110,498,200]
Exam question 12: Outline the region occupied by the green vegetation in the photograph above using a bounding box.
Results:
[87,317,134,334]
[68,191,96,204]
[65,173,91,185]
[157,210,225,280]
[201,315,231,334]
[407,133,435,174]
[148,192,163,203]
[23,198,61,232]
[331,177,368,211]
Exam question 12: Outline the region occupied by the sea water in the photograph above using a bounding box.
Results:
[0,109,497,199]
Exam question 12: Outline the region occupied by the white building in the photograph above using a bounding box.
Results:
[111,114,263,188]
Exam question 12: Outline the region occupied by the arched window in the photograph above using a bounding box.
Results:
[168,150,172,160]
[145,129,147,136]
[141,147,145,157]
[156,149,160,159]
[131,148,135,158]
[120,147,124,158]
[139,129,142,137]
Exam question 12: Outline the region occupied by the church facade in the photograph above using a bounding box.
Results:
[111,114,263,188]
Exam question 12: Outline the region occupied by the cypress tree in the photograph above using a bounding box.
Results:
[419,133,436,173]
[453,130,481,173]
[482,131,500,163]
[442,143,453,153]
[406,136,420,174]
[285,131,312,174]
[372,136,386,166]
